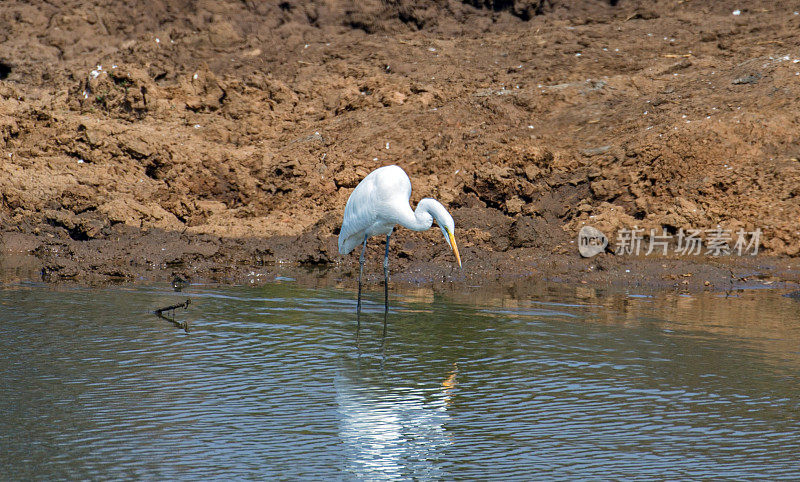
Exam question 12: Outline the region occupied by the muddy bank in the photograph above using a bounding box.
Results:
[1,0,799,289]
[3,226,799,294]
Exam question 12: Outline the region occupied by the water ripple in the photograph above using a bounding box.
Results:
[1,284,799,479]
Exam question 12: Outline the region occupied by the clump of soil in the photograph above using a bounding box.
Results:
[1,0,799,290]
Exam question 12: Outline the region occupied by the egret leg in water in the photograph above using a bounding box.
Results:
[357,234,367,327]
[383,234,391,332]
[355,234,391,331]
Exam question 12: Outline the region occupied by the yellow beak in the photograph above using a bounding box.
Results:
[448,231,462,268]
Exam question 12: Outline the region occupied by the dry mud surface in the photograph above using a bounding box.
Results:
[1,0,800,291]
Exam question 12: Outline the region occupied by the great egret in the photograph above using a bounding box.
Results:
[338,165,462,322]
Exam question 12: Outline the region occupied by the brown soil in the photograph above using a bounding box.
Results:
[1,0,800,291]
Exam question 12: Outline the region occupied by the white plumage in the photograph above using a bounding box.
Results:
[338,165,460,265]
[338,165,409,255]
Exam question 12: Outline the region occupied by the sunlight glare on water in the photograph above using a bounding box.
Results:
[1,280,799,479]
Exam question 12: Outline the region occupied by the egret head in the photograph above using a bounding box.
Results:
[421,198,462,268]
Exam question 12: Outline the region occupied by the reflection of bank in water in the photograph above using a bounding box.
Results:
[336,363,458,479]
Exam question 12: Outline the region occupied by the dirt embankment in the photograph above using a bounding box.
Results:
[1,0,799,290]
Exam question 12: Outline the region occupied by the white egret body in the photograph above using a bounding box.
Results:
[338,165,461,322]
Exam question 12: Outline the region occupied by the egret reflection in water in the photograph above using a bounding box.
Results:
[336,359,458,479]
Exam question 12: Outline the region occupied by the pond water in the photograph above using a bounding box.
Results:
[1,279,799,479]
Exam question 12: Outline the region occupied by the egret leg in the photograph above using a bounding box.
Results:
[357,235,367,327]
[383,234,391,333]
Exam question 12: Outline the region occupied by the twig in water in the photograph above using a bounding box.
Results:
[153,299,191,332]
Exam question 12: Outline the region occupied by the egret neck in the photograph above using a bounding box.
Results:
[396,198,462,268]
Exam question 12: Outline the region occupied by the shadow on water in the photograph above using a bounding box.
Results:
[1,278,799,479]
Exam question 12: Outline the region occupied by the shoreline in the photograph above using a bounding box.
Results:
[3,228,798,293]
